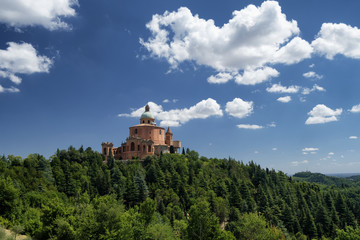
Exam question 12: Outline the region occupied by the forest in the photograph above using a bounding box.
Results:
[0,146,360,240]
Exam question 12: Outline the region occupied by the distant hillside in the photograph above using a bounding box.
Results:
[293,171,360,187]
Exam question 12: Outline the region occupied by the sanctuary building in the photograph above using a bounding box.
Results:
[102,105,181,160]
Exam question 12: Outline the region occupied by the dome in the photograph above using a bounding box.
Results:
[140,104,155,120]
[140,111,154,119]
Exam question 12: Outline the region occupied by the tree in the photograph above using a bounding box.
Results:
[146,222,176,240]
[140,198,156,225]
[227,212,284,240]
[187,200,226,240]
[11,225,24,240]
[335,226,360,240]
[0,177,20,217]
[134,171,149,203]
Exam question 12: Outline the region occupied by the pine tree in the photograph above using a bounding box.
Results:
[134,171,149,203]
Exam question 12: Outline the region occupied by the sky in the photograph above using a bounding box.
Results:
[0,0,360,174]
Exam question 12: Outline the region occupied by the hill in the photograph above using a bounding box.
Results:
[292,171,360,188]
[0,147,359,239]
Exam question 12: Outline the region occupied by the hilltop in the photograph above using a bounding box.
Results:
[0,146,359,239]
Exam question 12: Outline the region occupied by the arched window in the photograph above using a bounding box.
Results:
[135,128,138,134]
[142,120,145,123]
[148,145,151,152]
[138,145,140,151]
[131,142,135,151]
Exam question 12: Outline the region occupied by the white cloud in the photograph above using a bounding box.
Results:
[349,136,358,140]
[277,96,291,103]
[328,152,334,155]
[234,67,279,85]
[162,99,178,103]
[225,98,253,118]
[305,104,342,125]
[309,64,315,68]
[272,148,277,151]
[0,0,78,30]
[237,124,263,130]
[118,98,223,127]
[302,84,325,95]
[266,83,300,93]
[207,72,233,84]
[303,71,323,79]
[0,42,52,86]
[272,37,313,65]
[292,160,309,166]
[349,104,360,113]
[302,148,319,155]
[0,85,20,93]
[141,1,312,85]
[312,23,360,59]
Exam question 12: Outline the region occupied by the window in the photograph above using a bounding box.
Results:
[103,148,107,155]
[148,145,151,152]
[143,145,146,153]
[159,130,161,135]
[142,120,145,123]
[131,142,135,151]
[138,145,140,151]
[135,128,138,134]
[123,146,126,152]
[148,120,150,123]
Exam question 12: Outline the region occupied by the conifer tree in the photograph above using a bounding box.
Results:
[134,171,149,203]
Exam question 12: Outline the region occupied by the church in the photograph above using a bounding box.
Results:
[102,105,181,160]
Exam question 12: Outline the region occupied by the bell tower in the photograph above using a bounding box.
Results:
[165,127,173,146]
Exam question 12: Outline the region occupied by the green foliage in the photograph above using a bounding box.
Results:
[0,147,359,240]
[227,212,284,240]
[335,226,360,240]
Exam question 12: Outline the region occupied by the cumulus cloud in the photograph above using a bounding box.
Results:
[349,136,358,140]
[141,1,312,85]
[0,0,78,30]
[302,84,325,95]
[0,42,52,89]
[118,98,223,127]
[303,71,323,79]
[266,83,300,93]
[207,72,233,84]
[349,104,360,113]
[277,96,291,103]
[225,98,253,118]
[305,104,342,125]
[237,124,263,130]
[0,85,20,93]
[234,67,279,85]
[312,23,360,59]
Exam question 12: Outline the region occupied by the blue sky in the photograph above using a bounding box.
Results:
[0,0,360,174]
